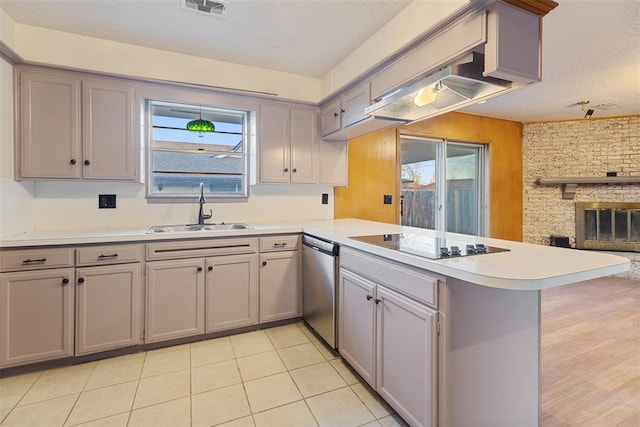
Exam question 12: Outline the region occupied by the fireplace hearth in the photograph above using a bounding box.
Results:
[576,203,640,252]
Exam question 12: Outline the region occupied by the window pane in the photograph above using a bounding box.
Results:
[152,151,243,174]
[599,209,612,241]
[631,210,640,242]
[152,127,243,148]
[400,138,437,230]
[584,210,597,240]
[148,100,249,198]
[615,209,628,242]
[152,173,245,195]
[446,144,479,235]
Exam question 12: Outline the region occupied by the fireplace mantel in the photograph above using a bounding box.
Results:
[536,176,640,199]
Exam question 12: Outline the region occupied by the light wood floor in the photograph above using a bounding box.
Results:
[541,277,640,427]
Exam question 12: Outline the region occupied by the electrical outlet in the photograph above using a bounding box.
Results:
[99,194,116,209]
[383,194,392,204]
[321,193,329,205]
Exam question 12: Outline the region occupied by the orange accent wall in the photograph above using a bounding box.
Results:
[334,112,523,241]
[334,127,399,225]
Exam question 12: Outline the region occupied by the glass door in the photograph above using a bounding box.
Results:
[445,143,483,235]
[400,137,439,230]
[399,135,486,236]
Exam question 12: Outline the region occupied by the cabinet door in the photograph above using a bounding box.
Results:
[19,71,81,179]
[319,99,341,137]
[484,1,541,83]
[338,268,376,386]
[376,286,437,427]
[206,253,258,332]
[260,104,291,183]
[340,83,370,128]
[82,79,137,180]
[0,268,74,367]
[290,108,319,184]
[260,250,299,323]
[76,264,142,355]
[146,259,205,343]
[319,139,347,186]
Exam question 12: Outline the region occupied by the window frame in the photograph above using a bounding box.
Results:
[144,99,251,201]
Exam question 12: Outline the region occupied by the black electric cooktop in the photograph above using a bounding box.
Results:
[349,233,510,260]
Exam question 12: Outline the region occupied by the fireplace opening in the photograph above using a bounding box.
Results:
[576,203,640,252]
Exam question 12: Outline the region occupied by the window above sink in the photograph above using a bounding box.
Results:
[145,100,253,200]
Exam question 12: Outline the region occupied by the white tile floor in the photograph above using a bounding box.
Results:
[0,322,409,427]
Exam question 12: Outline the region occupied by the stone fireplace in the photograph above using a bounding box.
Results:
[576,202,640,252]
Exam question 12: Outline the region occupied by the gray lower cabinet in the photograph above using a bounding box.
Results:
[206,254,259,333]
[339,269,376,385]
[339,258,438,427]
[75,264,142,355]
[146,259,205,343]
[0,268,75,367]
[145,237,260,341]
[376,285,437,427]
[259,248,300,323]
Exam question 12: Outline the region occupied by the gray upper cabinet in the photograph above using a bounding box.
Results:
[319,99,341,137]
[17,68,138,181]
[19,71,82,179]
[484,1,541,83]
[319,83,370,137]
[81,80,137,179]
[259,103,319,184]
[319,82,401,142]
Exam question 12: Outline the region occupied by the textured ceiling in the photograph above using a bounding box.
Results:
[461,0,640,122]
[0,0,412,77]
[1,0,638,122]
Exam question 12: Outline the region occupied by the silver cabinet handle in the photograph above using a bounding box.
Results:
[22,258,46,265]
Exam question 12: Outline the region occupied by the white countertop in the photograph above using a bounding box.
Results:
[0,219,630,290]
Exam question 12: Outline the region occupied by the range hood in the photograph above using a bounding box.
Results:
[365,52,515,122]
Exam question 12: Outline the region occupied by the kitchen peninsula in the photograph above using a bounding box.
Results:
[0,218,629,426]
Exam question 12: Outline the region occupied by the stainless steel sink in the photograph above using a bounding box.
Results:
[146,223,253,234]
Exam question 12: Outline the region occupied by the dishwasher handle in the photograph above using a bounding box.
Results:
[302,235,338,257]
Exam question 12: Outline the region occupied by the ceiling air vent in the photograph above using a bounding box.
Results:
[183,0,227,15]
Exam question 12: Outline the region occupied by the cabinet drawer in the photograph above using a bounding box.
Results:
[0,248,75,272]
[147,238,258,260]
[76,244,143,266]
[260,235,300,252]
[341,247,439,308]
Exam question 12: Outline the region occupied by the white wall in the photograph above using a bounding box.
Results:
[29,181,335,231]
[12,24,321,104]
[0,55,35,237]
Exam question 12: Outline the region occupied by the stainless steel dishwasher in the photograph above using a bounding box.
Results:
[302,234,339,349]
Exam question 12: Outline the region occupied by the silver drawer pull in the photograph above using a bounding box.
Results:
[97,253,119,259]
[273,243,287,248]
[22,258,46,265]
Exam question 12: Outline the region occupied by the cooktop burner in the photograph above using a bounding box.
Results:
[349,233,510,260]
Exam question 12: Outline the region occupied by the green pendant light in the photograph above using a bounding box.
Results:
[187,107,215,135]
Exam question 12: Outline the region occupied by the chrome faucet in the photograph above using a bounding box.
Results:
[197,183,212,225]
